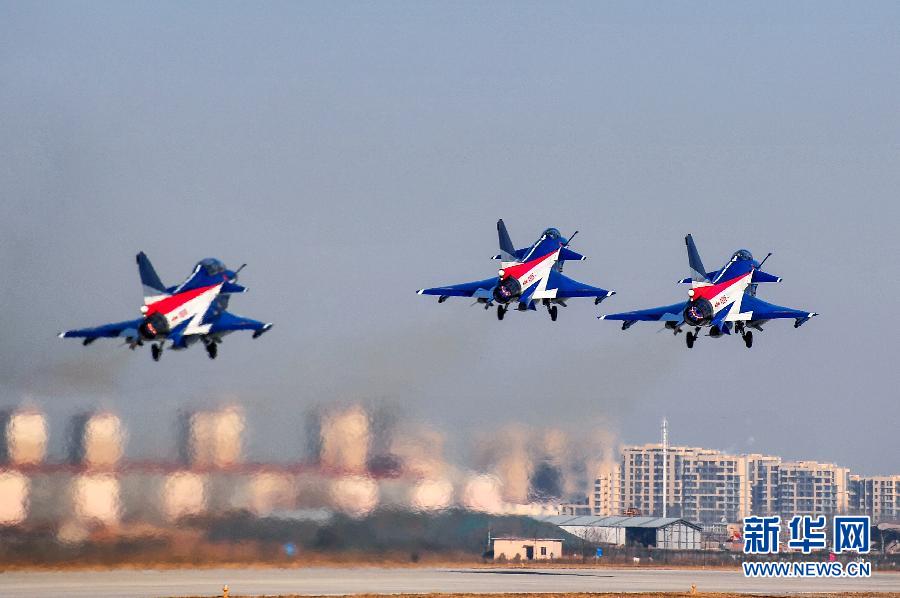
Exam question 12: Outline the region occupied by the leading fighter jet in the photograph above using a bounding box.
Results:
[59,253,273,361]
[599,235,816,348]
[417,220,615,321]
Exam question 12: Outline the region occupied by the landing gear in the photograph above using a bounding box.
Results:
[686,331,696,349]
[497,305,506,321]
[742,331,753,348]
[151,343,162,361]
[205,341,218,359]
[548,305,558,322]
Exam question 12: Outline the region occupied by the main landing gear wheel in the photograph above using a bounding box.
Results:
[497,305,506,321]
[151,343,162,361]
[743,331,753,348]
[206,342,218,359]
[686,332,695,349]
[549,305,558,322]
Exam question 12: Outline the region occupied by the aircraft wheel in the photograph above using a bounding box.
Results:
[743,331,753,349]
[206,342,218,359]
[151,344,162,362]
[686,332,695,349]
[497,306,505,321]
[549,305,558,322]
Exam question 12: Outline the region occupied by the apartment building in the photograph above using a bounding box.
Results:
[850,475,900,520]
[598,446,853,523]
[774,460,849,517]
[614,444,751,524]
[591,464,622,516]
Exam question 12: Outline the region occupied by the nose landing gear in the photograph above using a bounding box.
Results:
[151,343,162,362]
[497,305,506,321]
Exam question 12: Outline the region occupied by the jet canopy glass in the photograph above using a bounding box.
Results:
[197,258,226,276]
[542,228,562,240]
[732,249,753,261]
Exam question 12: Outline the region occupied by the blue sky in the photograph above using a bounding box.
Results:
[1,2,898,474]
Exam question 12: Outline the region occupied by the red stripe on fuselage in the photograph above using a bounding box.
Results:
[690,274,747,301]
[145,284,219,317]
[501,247,560,281]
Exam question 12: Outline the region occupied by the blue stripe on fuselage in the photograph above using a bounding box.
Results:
[173,267,232,293]
[711,256,756,284]
[521,236,567,270]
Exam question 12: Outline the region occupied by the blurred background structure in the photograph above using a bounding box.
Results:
[1,401,897,550]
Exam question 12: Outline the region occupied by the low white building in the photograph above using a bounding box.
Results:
[493,537,562,561]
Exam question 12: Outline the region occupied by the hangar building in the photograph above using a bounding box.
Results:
[535,515,702,550]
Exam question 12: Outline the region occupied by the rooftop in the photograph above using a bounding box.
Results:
[535,515,702,531]
[493,537,564,542]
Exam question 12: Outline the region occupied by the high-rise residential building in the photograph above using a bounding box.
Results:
[607,446,857,523]
[773,460,849,517]
[748,454,781,516]
[849,475,900,521]
[747,457,849,517]
[617,444,751,524]
[679,451,751,524]
[591,464,622,516]
[620,444,667,517]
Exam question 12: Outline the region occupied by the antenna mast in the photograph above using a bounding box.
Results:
[662,417,668,518]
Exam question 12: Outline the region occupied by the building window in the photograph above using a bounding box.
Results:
[540,546,547,556]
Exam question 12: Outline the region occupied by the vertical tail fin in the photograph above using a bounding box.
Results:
[136,252,167,301]
[497,219,516,261]
[685,234,709,284]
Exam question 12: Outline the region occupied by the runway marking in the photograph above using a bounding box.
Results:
[447,569,614,577]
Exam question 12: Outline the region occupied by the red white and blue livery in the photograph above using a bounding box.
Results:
[59,253,273,360]
[417,219,614,321]
[599,234,817,348]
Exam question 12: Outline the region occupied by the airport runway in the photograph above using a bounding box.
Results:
[1,566,898,597]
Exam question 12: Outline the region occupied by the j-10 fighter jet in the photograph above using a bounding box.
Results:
[599,235,816,348]
[417,219,615,321]
[59,253,273,361]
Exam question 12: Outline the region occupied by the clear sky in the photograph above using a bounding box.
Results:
[1,2,898,474]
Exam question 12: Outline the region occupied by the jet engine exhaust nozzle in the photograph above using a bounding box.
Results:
[139,312,170,340]
[492,276,522,305]
[683,298,714,327]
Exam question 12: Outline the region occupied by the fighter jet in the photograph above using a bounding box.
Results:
[417,219,615,321]
[599,235,816,348]
[59,253,272,360]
